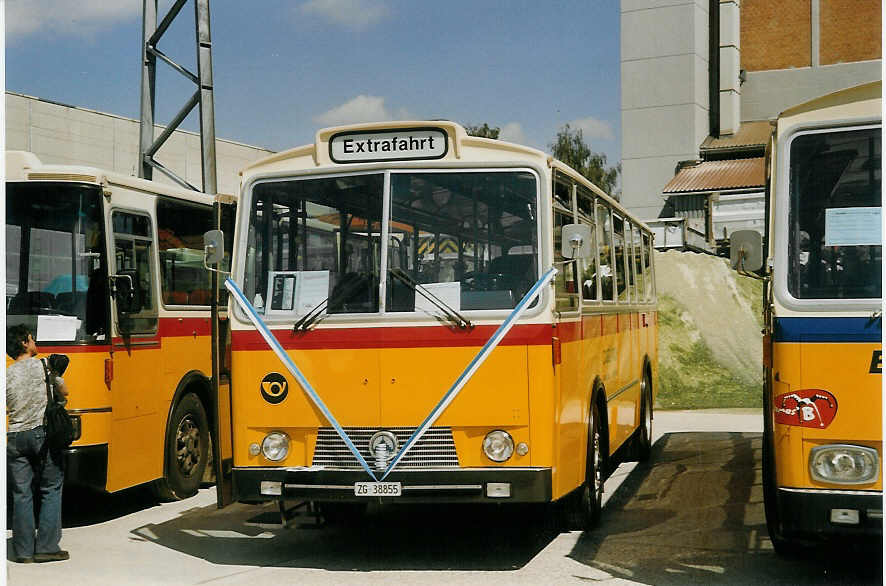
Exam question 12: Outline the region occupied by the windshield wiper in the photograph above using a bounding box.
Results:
[390,268,472,330]
[292,275,370,332]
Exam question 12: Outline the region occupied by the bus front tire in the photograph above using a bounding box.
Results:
[636,370,653,462]
[567,400,604,531]
[153,393,210,501]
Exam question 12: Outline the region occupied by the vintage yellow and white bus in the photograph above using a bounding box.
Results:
[5,152,232,499]
[219,121,657,527]
[732,81,882,550]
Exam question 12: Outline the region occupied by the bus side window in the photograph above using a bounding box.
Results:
[596,202,614,301]
[577,187,598,303]
[613,214,627,303]
[579,214,598,302]
[642,232,654,301]
[111,211,158,333]
[553,206,579,312]
[157,199,214,306]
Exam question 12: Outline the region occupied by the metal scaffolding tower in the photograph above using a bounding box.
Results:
[139,0,217,196]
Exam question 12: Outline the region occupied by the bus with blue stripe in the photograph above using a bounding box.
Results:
[215,121,658,528]
[736,81,882,551]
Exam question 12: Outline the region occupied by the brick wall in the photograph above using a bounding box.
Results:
[820,0,882,65]
[741,1,812,72]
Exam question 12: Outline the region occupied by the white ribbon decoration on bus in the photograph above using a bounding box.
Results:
[225,266,557,481]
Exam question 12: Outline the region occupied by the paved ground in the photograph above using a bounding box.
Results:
[6,409,883,585]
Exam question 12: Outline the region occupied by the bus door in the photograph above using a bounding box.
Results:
[107,209,162,491]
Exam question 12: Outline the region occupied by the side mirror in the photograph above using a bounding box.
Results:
[730,230,763,272]
[561,224,593,259]
[112,271,142,314]
[204,230,225,267]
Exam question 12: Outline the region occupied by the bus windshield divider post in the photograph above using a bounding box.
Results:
[225,277,379,481]
[380,267,557,480]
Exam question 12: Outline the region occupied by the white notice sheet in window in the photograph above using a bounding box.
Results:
[824,207,882,246]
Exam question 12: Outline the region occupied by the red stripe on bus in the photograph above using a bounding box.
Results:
[554,320,582,343]
[231,323,554,351]
[37,345,111,354]
[158,316,212,337]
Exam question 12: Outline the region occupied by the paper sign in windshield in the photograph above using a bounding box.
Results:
[266,271,330,318]
[37,315,81,342]
[824,207,881,246]
[414,282,461,314]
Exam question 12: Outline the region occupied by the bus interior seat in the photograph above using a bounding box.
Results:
[461,290,515,310]
[329,272,377,313]
[386,272,415,312]
[8,292,55,314]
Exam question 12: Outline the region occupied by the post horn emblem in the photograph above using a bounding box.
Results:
[260,372,289,404]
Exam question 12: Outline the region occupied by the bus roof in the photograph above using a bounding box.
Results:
[778,81,881,122]
[237,120,644,229]
[5,150,230,206]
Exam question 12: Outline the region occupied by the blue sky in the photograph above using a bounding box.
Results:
[6,0,621,167]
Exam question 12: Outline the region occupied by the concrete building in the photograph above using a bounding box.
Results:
[621,0,881,243]
[5,91,274,195]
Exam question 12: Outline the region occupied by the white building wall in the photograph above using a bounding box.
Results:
[742,61,882,122]
[621,0,711,221]
[5,92,274,196]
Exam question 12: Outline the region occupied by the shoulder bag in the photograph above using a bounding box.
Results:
[41,358,75,452]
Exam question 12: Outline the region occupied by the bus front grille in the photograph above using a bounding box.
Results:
[312,427,459,469]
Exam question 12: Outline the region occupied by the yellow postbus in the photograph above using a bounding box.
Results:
[732,81,882,550]
[5,152,232,499]
[218,121,657,527]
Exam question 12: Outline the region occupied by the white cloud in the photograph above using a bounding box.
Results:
[499,122,527,145]
[313,95,410,126]
[6,0,140,41]
[570,116,614,141]
[299,0,388,31]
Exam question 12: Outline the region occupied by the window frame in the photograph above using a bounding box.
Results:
[109,208,159,335]
[773,122,882,312]
[234,165,546,325]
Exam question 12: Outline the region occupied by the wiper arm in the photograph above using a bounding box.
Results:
[292,298,328,332]
[293,274,370,332]
[390,268,472,330]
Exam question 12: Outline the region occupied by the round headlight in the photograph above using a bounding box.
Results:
[261,432,290,462]
[483,430,514,462]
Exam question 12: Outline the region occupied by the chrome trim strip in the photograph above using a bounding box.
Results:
[282,483,483,491]
[779,487,882,496]
[67,407,112,414]
[867,510,883,519]
[609,379,639,400]
[113,340,160,347]
[279,466,549,473]
[403,485,482,491]
[285,484,352,490]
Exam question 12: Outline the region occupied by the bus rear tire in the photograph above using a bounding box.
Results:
[153,393,209,501]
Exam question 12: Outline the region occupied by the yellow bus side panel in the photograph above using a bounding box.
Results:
[772,341,882,491]
[527,343,556,480]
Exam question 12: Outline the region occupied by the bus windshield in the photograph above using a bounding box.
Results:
[788,127,882,300]
[241,170,538,320]
[6,182,108,343]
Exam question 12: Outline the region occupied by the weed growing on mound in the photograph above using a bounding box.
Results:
[656,294,760,409]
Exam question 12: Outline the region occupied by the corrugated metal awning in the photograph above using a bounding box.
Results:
[700,121,771,153]
[662,157,765,194]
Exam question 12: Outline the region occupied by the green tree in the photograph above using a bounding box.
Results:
[464,123,500,139]
[549,124,620,199]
